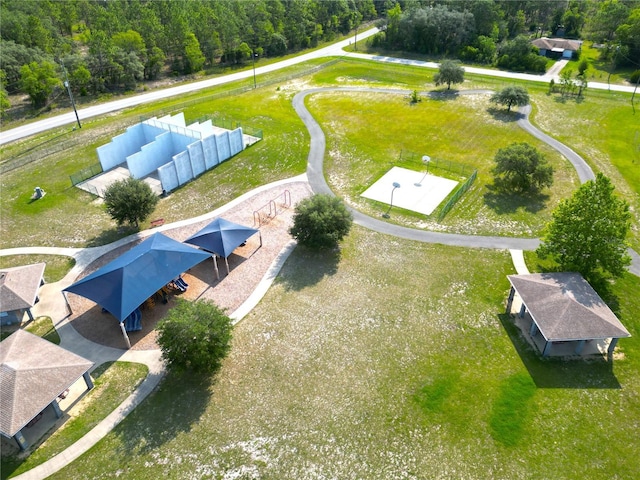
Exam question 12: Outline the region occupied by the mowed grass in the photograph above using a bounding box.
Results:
[309,90,578,237]
[1,58,639,479]
[0,255,75,283]
[1,58,637,248]
[0,75,310,249]
[44,227,640,479]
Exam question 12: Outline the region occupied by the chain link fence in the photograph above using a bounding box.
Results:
[398,150,478,221]
[3,57,342,176]
[70,163,103,186]
[437,169,477,221]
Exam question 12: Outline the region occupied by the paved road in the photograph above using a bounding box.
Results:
[0,29,378,145]
[2,27,636,146]
[293,86,640,275]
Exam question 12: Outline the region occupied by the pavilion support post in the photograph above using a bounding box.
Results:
[119,322,132,349]
[26,309,34,321]
[83,371,94,390]
[62,292,73,316]
[608,337,619,359]
[259,231,263,248]
[14,431,28,451]
[213,256,220,280]
[575,339,586,355]
[519,303,526,318]
[225,257,230,275]
[543,341,552,357]
[51,400,63,418]
[529,321,538,337]
[506,287,515,314]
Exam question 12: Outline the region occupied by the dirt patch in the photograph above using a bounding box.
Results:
[66,181,313,350]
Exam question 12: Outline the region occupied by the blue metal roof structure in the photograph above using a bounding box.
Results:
[64,233,211,322]
[184,218,259,258]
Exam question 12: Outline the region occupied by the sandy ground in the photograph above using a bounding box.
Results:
[66,181,313,350]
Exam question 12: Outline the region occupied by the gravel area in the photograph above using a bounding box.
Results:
[66,181,313,350]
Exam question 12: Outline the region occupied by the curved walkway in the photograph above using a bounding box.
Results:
[5,175,306,480]
[294,86,639,275]
[4,84,638,480]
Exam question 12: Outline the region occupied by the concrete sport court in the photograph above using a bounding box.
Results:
[361,166,459,216]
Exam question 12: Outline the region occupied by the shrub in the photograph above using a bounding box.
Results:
[103,177,159,228]
[156,299,233,374]
[289,194,353,249]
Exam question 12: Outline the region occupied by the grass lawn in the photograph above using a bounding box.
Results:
[43,227,640,479]
[1,361,149,479]
[1,56,639,479]
[309,89,577,237]
[1,59,637,248]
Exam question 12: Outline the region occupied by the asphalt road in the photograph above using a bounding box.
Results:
[2,29,638,275]
[2,27,636,145]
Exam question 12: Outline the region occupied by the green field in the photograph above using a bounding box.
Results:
[1,57,639,479]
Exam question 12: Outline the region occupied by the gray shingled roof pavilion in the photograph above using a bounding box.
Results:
[507,273,631,357]
[0,330,94,450]
[0,263,46,324]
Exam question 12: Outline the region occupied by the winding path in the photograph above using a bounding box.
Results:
[2,59,638,480]
[293,86,639,275]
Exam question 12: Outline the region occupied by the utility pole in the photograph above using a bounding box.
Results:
[252,51,258,89]
[60,60,81,129]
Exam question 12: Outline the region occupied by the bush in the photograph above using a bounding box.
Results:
[103,177,159,228]
[492,142,553,193]
[630,70,640,84]
[289,194,353,250]
[156,299,233,374]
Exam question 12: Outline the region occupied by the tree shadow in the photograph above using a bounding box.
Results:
[483,183,549,214]
[274,246,340,291]
[497,313,621,389]
[426,90,460,101]
[86,226,139,247]
[486,106,523,123]
[111,370,213,455]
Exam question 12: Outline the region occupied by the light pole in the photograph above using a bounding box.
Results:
[252,51,258,89]
[383,182,401,218]
[414,155,431,186]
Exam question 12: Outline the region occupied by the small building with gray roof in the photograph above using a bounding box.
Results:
[532,37,582,59]
[506,272,630,358]
[0,263,46,326]
[0,330,94,450]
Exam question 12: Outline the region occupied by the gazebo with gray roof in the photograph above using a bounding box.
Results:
[0,263,46,325]
[506,272,631,358]
[0,330,94,450]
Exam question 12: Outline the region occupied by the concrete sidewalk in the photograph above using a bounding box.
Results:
[4,175,307,480]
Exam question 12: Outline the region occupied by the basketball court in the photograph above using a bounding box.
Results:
[361,166,459,215]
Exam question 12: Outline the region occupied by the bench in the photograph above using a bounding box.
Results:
[150,218,165,228]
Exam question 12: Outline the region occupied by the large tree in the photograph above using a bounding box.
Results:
[289,194,353,250]
[433,60,465,90]
[490,86,530,112]
[19,60,61,108]
[492,142,553,193]
[157,299,233,374]
[537,173,631,281]
[103,177,159,229]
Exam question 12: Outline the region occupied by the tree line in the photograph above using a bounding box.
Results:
[373,0,639,73]
[1,0,379,108]
[1,0,639,117]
